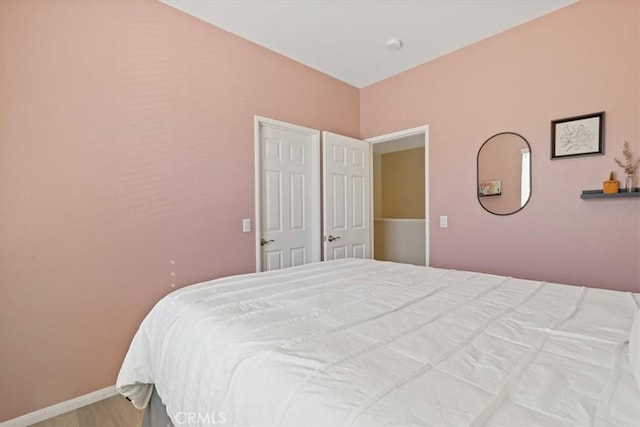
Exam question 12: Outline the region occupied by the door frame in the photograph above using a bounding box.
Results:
[365,125,430,266]
[254,116,321,272]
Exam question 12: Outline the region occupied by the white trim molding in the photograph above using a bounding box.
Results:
[0,385,118,427]
[374,218,425,223]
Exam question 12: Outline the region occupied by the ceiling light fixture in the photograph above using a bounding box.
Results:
[386,37,403,52]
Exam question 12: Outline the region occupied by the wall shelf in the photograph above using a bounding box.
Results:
[581,188,640,199]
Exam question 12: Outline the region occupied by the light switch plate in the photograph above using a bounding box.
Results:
[439,216,448,228]
[242,218,251,232]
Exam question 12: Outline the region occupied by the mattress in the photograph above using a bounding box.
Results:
[117,259,640,426]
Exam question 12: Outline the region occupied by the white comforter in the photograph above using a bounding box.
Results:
[117,259,640,426]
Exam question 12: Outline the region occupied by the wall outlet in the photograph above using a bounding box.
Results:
[439,216,448,228]
[242,218,251,232]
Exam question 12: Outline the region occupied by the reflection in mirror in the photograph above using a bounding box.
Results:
[477,132,531,215]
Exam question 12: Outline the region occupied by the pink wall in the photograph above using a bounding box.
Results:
[361,0,639,292]
[0,0,359,421]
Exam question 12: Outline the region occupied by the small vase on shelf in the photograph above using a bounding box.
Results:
[614,141,640,193]
[603,171,619,194]
[625,175,634,192]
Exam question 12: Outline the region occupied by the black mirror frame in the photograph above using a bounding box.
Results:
[477,132,532,216]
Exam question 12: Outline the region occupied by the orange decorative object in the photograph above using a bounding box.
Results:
[603,180,619,194]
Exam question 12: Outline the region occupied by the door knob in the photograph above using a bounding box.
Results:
[327,235,341,242]
[260,238,274,246]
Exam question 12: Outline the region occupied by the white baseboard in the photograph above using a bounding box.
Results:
[0,385,118,427]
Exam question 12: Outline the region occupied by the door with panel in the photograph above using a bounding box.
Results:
[322,131,371,261]
[256,118,320,271]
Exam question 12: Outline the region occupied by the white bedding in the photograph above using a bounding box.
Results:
[117,259,640,426]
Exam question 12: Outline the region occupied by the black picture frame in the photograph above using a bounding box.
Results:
[551,111,604,159]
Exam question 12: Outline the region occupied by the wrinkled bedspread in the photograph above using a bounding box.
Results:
[117,259,640,426]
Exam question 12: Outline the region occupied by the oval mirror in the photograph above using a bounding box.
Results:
[477,132,531,215]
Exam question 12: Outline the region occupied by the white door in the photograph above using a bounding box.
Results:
[256,117,320,271]
[322,131,371,260]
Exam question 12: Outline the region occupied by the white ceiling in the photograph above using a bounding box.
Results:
[160,0,575,88]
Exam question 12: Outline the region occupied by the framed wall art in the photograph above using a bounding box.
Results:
[551,111,604,159]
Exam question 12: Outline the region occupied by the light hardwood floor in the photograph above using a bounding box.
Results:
[29,395,144,427]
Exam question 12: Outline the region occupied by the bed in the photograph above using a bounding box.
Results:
[117,259,640,426]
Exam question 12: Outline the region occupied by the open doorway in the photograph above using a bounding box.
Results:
[367,126,428,266]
